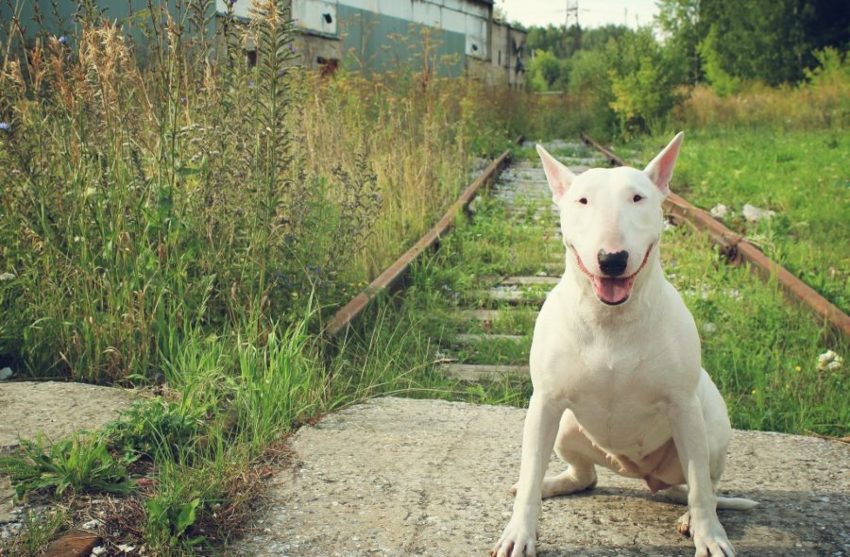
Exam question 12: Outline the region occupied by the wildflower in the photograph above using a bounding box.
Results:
[0,122,9,132]
[794,365,801,372]
[58,35,68,45]
[289,43,297,54]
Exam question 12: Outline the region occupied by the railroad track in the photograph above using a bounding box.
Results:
[326,140,611,382]
[326,135,849,387]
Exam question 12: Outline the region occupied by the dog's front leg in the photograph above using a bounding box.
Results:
[669,395,735,557]
[492,393,565,557]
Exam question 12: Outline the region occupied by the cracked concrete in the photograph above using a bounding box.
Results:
[232,397,850,557]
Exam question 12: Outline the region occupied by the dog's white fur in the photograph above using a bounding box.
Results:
[491,134,755,557]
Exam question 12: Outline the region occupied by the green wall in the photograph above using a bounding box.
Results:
[2,1,466,77]
[0,1,191,42]
[337,5,465,77]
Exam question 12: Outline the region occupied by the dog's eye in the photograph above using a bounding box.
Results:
[633,194,644,203]
[578,197,588,205]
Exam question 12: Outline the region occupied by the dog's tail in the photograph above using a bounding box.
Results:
[662,486,758,510]
[716,495,759,510]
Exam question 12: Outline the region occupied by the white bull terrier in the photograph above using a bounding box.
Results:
[492,134,755,557]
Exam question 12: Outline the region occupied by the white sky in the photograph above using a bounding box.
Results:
[497,0,659,29]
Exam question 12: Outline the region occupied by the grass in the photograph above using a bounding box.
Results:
[623,128,850,314]
[0,434,133,499]
[0,508,70,557]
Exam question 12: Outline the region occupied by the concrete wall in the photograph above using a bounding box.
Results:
[5,0,524,86]
[290,0,526,86]
[466,21,526,88]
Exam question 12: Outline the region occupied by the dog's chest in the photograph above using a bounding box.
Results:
[549,334,675,452]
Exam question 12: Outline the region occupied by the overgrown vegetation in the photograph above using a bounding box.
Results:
[0,1,518,554]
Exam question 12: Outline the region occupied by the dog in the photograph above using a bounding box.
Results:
[491,134,755,557]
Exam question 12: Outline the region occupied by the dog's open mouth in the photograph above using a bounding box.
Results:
[571,245,653,306]
[591,275,636,305]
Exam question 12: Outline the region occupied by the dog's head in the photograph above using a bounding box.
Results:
[538,133,683,306]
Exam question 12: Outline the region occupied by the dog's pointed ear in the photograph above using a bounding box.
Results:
[644,132,684,196]
[537,144,575,203]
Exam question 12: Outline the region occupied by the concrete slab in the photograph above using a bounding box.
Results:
[500,276,561,286]
[482,288,546,305]
[0,381,138,452]
[233,397,850,557]
[441,364,529,381]
[454,334,525,343]
[0,381,138,523]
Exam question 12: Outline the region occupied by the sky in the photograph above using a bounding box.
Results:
[496,0,660,30]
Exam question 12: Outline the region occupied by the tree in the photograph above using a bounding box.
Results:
[655,0,850,87]
[655,0,702,84]
[528,49,567,91]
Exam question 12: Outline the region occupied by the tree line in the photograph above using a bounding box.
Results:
[520,0,850,134]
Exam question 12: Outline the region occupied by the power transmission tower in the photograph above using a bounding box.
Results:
[565,0,579,28]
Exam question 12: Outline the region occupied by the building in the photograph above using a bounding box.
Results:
[1,0,526,87]
[219,0,526,87]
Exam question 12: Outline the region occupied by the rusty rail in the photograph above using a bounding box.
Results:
[581,132,850,338]
[325,149,513,338]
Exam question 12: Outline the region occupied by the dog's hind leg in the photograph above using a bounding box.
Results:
[511,409,600,499]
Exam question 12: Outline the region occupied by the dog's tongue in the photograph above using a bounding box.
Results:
[593,276,633,305]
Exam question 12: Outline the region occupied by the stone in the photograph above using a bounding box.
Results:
[742,203,776,223]
[710,204,730,219]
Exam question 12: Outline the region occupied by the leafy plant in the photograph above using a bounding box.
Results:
[0,434,133,499]
[145,495,204,551]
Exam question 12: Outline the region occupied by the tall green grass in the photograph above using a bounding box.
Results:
[0,1,520,383]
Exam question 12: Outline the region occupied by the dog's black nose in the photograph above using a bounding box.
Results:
[597,250,629,276]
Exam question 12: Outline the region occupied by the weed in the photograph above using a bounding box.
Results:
[0,507,70,557]
[104,398,202,463]
[0,434,133,499]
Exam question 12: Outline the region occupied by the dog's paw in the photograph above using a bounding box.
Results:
[690,516,735,557]
[676,510,691,536]
[491,520,537,557]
